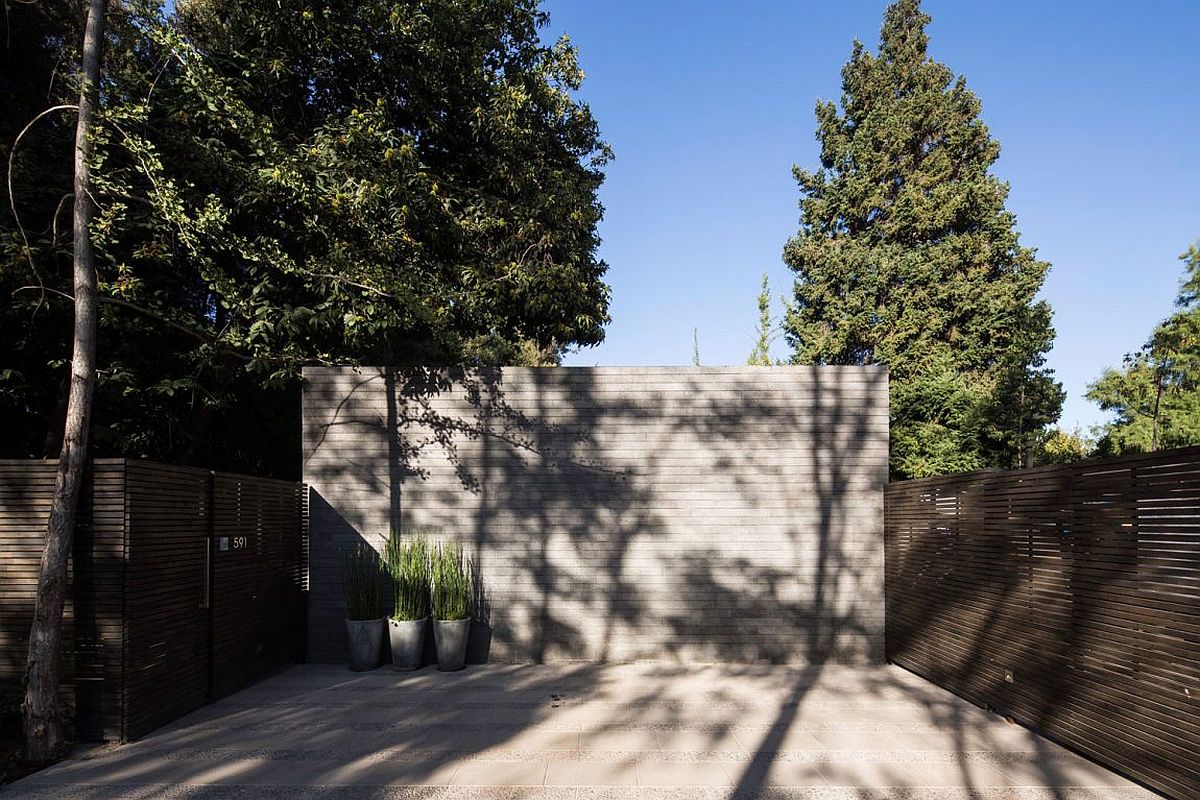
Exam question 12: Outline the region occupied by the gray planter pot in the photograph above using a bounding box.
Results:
[345,617,384,671]
[388,617,428,671]
[433,618,470,671]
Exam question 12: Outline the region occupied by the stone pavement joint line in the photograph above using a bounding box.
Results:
[5,663,1158,799]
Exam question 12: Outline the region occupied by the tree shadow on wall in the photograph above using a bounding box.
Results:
[379,365,654,665]
[301,363,1003,794]
[347,365,888,669]
[381,364,902,796]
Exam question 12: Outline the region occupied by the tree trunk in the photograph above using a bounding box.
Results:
[22,0,107,763]
[1151,370,1164,451]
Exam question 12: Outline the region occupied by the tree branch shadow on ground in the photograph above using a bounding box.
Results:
[15,364,1120,796]
[293,363,905,791]
[884,458,1176,798]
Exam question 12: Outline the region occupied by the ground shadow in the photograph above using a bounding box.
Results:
[294,364,934,795]
[885,449,1196,798]
[8,366,1162,797]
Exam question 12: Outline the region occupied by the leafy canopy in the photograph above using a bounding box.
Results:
[782,0,1061,477]
[1088,244,1200,454]
[1037,427,1092,465]
[1,0,612,476]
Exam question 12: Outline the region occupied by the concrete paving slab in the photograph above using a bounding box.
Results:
[997,754,1150,789]
[636,762,733,787]
[0,784,1166,799]
[312,756,461,786]
[544,760,639,786]
[807,723,961,750]
[656,728,744,752]
[577,727,661,752]
[730,758,829,787]
[900,760,1024,788]
[4,663,1162,799]
[480,726,580,754]
[450,760,549,786]
[819,759,917,787]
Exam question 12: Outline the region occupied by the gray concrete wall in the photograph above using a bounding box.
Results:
[302,365,888,665]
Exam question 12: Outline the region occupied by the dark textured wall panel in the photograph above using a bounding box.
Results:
[886,449,1200,800]
[304,366,888,665]
[0,459,126,740]
[0,459,305,742]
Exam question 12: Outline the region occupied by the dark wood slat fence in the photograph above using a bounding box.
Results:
[0,459,306,741]
[0,460,125,740]
[886,447,1200,800]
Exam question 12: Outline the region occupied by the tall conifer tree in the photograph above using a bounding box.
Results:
[783,0,1061,477]
[747,273,776,366]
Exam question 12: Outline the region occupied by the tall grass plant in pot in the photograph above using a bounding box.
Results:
[431,542,472,671]
[383,531,430,670]
[342,543,385,671]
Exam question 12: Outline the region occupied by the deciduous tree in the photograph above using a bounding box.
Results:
[1089,243,1200,453]
[4,0,612,756]
[2,0,612,476]
[22,0,107,762]
[1036,427,1092,465]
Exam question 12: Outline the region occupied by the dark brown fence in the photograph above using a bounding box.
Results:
[0,460,125,740]
[0,459,306,741]
[886,447,1200,800]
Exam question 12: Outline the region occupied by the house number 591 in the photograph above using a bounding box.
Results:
[231,536,249,550]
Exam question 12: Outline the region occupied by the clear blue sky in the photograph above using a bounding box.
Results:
[546,0,1200,434]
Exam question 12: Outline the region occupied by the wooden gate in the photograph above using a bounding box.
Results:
[208,472,306,700]
[0,459,306,741]
[122,462,212,738]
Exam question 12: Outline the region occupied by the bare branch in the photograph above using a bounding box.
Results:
[50,193,73,245]
[12,284,250,359]
[7,104,79,310]
[312,272,401,299]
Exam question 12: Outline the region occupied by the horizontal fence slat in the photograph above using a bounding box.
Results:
[886,446,1200,800]
[1,458,306,743]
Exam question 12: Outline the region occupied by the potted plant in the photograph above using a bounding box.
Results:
[383,531,430,671]
[431,541,472,671]
[342,543,385,671]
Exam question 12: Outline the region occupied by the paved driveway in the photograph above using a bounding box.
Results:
[7,663,1156,798]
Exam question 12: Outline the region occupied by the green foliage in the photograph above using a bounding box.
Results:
[1037,427,1092,465]
[889,351,987,477]
[341,543,384,621]
[746,274,778,366]
[782,0,1062,478]
[383,531,430,622]
[512,339,564,367]
[431,541,472,621]
[1,0,611,475]
[1088,243,1200,454]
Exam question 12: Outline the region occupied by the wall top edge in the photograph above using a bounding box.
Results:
[302,365,889,377]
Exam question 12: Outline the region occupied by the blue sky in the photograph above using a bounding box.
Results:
[546,0,1200,433]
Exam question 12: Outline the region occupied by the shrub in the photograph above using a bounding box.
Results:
[383,531,430,622]
[341,543,383,621]
[431,541,472,621]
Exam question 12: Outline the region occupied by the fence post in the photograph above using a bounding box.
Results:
[205,470,216,703]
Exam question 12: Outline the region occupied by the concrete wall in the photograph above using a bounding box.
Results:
[302,365,888,665]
